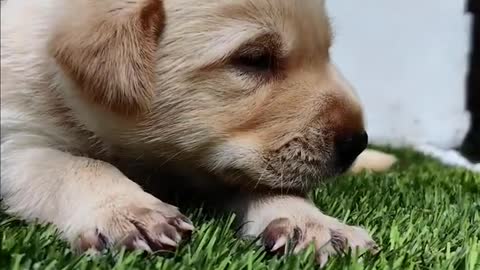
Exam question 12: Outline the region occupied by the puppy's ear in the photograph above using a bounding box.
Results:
[50,0,164,116]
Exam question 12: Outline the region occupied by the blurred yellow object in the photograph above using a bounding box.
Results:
[349,149,398,174]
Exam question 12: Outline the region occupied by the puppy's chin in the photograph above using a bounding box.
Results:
[217,168,302,194]
[207,156,341,194]
[216,166,339,195]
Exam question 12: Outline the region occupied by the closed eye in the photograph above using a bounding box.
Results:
[230,33,283,77]
[232,51,275,73]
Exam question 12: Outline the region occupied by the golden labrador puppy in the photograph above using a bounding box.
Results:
[1,0,395,265]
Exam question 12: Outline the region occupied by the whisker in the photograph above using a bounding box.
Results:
[279,158,288,194]
[254,167,268,189]
[157,148,188,168]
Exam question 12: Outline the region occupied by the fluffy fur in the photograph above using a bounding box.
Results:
[1,0,395,265]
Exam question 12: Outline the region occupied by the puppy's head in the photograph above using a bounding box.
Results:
[53,0,367,192]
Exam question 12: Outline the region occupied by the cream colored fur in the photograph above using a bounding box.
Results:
[1,0,395,265]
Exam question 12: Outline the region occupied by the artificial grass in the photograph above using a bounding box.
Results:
[1,149,479,270]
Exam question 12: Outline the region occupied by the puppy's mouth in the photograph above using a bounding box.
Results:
[219,168,307,194]
[218,156,340,193]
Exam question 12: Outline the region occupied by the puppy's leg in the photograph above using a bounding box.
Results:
[231,194,377,267]
[0,136,193,252]
[349,149,397,174]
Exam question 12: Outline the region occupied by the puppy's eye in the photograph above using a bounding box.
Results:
[232,52,275,73]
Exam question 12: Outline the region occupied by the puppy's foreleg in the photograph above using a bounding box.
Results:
[0,135,193,252]
[230,194,377,266]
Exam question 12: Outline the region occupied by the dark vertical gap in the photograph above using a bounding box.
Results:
[461,0,480,162]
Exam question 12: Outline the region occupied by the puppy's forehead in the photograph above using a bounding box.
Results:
[163,0,331,64]
[221,0,331,45]
[216,0,327,24]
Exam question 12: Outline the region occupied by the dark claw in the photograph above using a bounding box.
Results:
[263,237,277,251]
[329,229,347,254]
[96,229,109,248]
[292,226,302,243]
[367,241,380,254]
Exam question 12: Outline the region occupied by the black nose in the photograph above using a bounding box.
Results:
[335,131,368,170]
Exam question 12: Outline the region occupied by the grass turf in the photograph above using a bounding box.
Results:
[1,149,479,270]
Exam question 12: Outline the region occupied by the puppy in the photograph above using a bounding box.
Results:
[1,0,395,265]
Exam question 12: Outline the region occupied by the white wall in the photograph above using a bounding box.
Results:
[326,1,472,148]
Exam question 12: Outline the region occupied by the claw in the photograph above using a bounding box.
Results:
[158,234,178,247]
[132,238,153,252]
[176,216,195,231]
[271,235,288,252]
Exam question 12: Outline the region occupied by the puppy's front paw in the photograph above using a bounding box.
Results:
[261,217,377,267]
[72,193,194,253]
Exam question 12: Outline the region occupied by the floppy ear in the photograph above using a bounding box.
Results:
[50,0,164,116]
